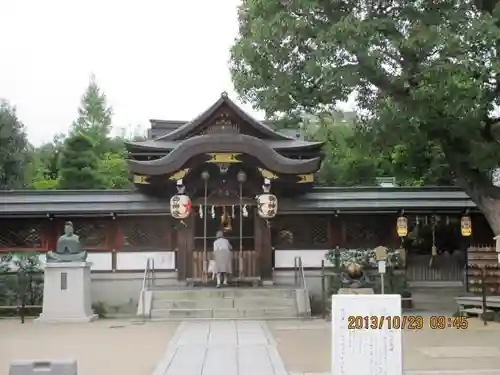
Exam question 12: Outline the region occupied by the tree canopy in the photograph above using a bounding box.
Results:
[0,101,29,189]
[25,75,135,190]
[58,133,105,189]
[71,74,113,157]
[231,0,500,233]
[306,112,454,187]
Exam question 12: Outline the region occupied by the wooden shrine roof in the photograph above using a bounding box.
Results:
[0,186,477,216]
[127,138,324,153]
[146,93,292,141]
[127,134,323,175]
[125,93,323,153]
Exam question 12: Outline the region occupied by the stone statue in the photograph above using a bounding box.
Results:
[340,262,371,289]
[46,221,88,262]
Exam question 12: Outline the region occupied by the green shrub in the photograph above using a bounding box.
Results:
[92,301,107,318]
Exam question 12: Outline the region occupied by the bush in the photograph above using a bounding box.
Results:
[0,253,43,306]
[92,301,107,318]
[325,248,403,269]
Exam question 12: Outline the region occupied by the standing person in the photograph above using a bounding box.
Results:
[213,230,232,287]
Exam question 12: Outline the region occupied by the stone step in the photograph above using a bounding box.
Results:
[150,307,297,320]
[233,297,296,309]
[461,307,494,316]
[151,288,296,300]
[152,296,296,310]
[153,298,234,309]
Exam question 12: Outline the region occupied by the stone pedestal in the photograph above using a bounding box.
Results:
[35,262,97,323]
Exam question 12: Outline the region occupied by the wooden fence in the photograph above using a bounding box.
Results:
[406,252,464,282]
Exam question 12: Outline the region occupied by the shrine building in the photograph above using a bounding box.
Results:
[0,93,494,308]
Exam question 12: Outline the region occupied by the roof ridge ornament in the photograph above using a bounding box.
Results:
[221,91,228,98]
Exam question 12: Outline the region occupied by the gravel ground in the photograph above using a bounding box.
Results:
[0,319,179,375]
[268,317,500,374]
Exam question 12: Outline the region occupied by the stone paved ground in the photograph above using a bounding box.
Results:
[3,314,500,375]
[152,320,287,375]
[269,317,500,375]
[0,319,179,375]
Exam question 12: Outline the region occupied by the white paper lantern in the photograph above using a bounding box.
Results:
[170,194,192,219]
[257,193,278,219]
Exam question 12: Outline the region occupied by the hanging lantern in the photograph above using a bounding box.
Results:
[257,179,278,219]
[257,194,278,219]
[396,216,408,237]
[170,194,191,219]
[221,206,232,232]
[461,215,472,237]
[170,179,191,219]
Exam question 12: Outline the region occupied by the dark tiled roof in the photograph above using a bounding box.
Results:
[127,138,323,152]
[128,134,322,176]
[281,187,476,212]
[154,94,291,141]
[0,187,476,216]
[129,94,322,152]
[0,190,169,216]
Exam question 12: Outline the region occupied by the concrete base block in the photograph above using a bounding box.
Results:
[9,359,77,375]
[36,262,97,324]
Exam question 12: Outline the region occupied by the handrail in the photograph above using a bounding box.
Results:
[140,257,155,318]
[142,257,156,291]
[294,256,311,317]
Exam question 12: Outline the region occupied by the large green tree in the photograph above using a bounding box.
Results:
[0,100,29,189]
[306,113,454,186]
[58,133,104,189]
[97,151,133,189]
[26,134,65,189]
[231,0,500,234]
[71,74,113,157]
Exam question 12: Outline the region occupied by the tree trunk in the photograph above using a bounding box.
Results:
[476,195,500,238]
[442,144,500,239]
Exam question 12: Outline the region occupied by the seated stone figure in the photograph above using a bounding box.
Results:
[46,221,88,262]
[340,262,371,289]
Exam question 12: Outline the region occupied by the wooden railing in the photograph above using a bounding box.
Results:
[191,250,259,281]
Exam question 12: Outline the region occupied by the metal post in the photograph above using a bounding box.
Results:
[236,171,246,282]
[203,178,208,284]
[239,182,243,280]
[321,259,325,318]
[482,267,488,326]
[377,259,386,294]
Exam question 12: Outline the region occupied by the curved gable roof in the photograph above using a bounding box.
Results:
[128,133,322,176]
[156,92,294,141]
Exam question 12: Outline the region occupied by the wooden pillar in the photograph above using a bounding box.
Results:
[45,218,58,251]
[177,215,194,281]
[340,216,347,248]
[107,218,118,272]
[329,215,342,248]
[255,213,273,281]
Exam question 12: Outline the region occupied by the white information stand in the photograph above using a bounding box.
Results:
[331,294,403,375]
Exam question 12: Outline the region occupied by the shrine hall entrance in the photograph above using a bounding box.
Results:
[182,202,272,283]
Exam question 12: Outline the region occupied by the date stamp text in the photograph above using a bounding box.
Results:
[347,315,468,330]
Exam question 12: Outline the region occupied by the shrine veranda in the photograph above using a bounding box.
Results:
[0,93,494,309]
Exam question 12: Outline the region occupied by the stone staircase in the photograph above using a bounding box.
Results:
[138,287,310,320]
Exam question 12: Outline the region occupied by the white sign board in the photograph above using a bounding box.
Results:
[378,260,386,274]
[331,294,403,375]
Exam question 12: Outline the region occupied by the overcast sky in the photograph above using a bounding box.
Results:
[0,0,264,145]
[1,0,355,146]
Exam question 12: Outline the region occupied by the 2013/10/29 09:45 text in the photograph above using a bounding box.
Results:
[347,315,469,330]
